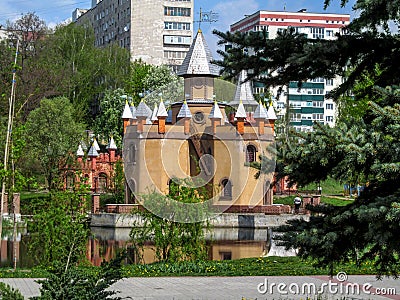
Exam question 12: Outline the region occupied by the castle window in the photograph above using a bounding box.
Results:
[220,179,232,200]
[246,145,257,163]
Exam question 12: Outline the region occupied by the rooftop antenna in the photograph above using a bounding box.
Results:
[195,7,219,30]
[284,2,286,11]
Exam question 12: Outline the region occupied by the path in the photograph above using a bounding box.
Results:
[1,275,400,299]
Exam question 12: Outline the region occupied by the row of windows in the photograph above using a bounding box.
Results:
[164,35,191,45]
[164,7,191,17]
[265,18,346,24]
[290,101,333,108]
[311,27,324,39]
[164,50,187,59]
[164,22,191,30]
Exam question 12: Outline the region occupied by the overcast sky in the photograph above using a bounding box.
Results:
[0,0,356,56]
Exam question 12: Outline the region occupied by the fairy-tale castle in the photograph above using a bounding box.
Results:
[121,29,290,214]
[65,137,121,194]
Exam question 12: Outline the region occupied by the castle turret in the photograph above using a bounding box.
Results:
[177,101,192,135]
[157,98,169,134]
[235,100,247,135]
[254,101,268,135]
[209,101,223,134]
[122,101,134,133]
[135,100,151,133]
[106,136,117,162]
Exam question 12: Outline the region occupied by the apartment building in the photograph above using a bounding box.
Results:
[230,10,350,131]
[73,0,194,70]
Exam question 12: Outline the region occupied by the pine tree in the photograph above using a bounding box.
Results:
[214,0,400,276]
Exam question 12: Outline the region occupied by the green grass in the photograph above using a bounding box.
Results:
[0,257,378,278]
[274,196,354,207]
[299,177,344,196]
[122,256,377,277]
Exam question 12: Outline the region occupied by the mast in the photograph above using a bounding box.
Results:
[0,39,19,239]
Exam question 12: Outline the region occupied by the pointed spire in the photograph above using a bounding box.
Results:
[231,70,258,107]
[209,101,223,119]
[157,98,168,117]
[92,137,100,151]
[267,103,277,120]
[106,136,117,150]
[130,102,137,120]
[88,142,99,157]
[122,100,134,119]
[177,29,219,77]
[76,144,84,157]
[136,100,152,118]
[177,100,192,118]
[235,100,247,118]
[151,103,158,122]
[254,101,268,119]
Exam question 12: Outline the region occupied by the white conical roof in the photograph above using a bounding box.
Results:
[254,101,268,119]
[130,103,137,120]
[88,143,99,157]
[76,144,84,157]
[177,101,192,118]
[267,104,277,120]
[92,138,100,151]
[209,101,223,119]
[157,99,169,117]
[151,104,158,122]
[177,29,219,77]
[122,101,134,119]
[235,101,247,118]
[106,136,117,150]
[231,70,258,107]
[136,100,152,118]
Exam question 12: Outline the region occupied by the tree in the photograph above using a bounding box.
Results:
[24,97,85,190]
[130,178,210,263]
[28,190,89,270]
[214,0,400,276]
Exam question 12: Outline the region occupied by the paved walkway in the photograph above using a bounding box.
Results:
[1,275,400,299]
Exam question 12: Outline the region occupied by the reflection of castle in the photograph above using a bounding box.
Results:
[122,29,288,214]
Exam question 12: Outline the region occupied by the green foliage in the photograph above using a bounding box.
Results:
[122,256,377,277]
[111,160,125,204]
[28,190,89,271]
[24,97,85,190]
[124,60,152,104]
[130,178,211,263]
[32,254,125,300]
[92,89,126,148]
[0,282,24,300]
[214,0,400,276]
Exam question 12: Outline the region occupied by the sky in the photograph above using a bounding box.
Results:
[0,0,357,56]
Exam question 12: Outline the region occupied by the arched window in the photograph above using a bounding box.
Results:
[264,180,272,205]
[98,173,108,193]
[65,172,75,190]
[220,178,232,200]
[129,143,136,165]
[246,145,257,163]
[128,179,136,204]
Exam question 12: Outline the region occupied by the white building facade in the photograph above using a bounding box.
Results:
[230,10,350,131]
[73,0,194,70]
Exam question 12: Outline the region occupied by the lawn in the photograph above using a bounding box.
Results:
[0,256,377,278]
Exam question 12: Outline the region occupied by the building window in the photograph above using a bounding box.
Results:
[246,145,257,163]
[326,103,334,110]
[220,179,232,200]
[311,27,324,39]
[326,116,334,122]
[312,101,323,107]
[163,35,192,45]
[164,6,191,17]
[326,78,334,86]
[164,22,191,30]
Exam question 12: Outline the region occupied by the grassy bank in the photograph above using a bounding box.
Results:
[0,257,377,278]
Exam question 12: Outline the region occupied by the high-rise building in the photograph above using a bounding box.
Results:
[230,10,350,131]
[73,0,194,70]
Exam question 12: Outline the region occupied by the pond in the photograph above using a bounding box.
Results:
[0,227,295,268]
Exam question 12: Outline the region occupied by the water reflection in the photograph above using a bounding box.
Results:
[1,227,296,268]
